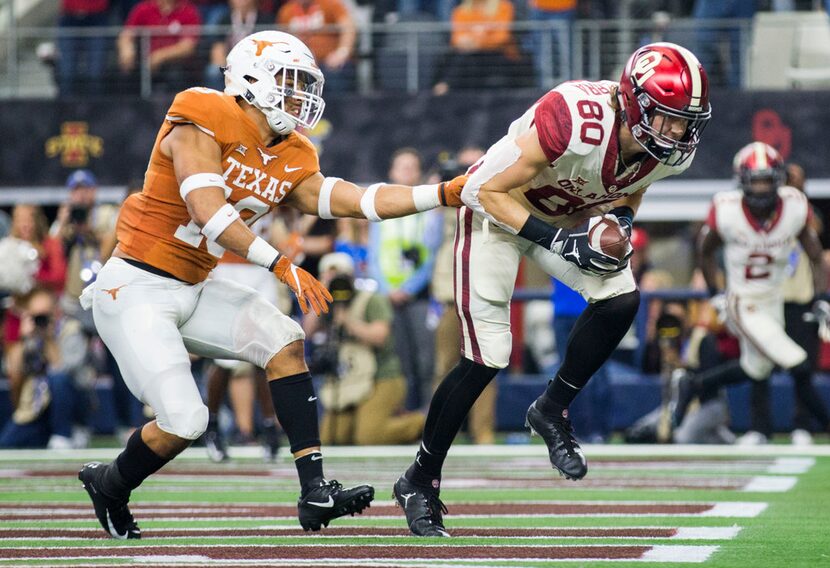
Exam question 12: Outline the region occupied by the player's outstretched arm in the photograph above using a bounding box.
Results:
[799,225,828,297]
[162,125,332,315]
[285,172,467,221]
[697,225,723,296]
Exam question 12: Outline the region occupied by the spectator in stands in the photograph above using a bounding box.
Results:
[334,218,370,278]
[429,146,497,444]
[205,0,270,90]
[692,0,756,88]
[433,0,530,94]
[9,205,67,295]
[671,304,738,445]
[191,0,229,25]
[57,0,111,97]
[117,0,202,94]
[0,289,78,449]
[526,0,576,88]
[0,205,67,359]
[52,170,118,328]
[367,148,442,410]
[397,0,455,22]
[277,0,356,92]
[305,253,425,445]
[781,163,830,445]
[50,170,119,448]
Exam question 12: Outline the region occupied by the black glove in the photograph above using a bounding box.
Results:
[551,217,627,275]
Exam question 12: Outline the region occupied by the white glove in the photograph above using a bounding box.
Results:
[710,293,728,324]
[812,299,830,342]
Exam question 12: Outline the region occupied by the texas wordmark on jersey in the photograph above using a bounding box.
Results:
[117,88,320,284]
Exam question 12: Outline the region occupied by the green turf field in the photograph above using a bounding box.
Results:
[0,444,827,566]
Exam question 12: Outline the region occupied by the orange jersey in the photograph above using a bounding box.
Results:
[117,88,319,283]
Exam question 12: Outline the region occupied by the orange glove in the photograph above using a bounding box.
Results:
[273,256,333,316]
[438,174,468,208]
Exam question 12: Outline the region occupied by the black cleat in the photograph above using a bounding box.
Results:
[392,475,450,537]
[204,426,229,463]
[78,462,141,540]
[525,401,588,480]
[297,479,374,531]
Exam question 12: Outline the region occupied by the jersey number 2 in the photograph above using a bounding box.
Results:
[745,252,774,280]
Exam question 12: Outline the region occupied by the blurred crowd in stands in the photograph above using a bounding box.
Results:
[47,0,830,97]
[1,142,829,453]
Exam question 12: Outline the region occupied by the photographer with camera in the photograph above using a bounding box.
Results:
[304,253,425,445]
[52,171,119,324]
[0,288,78,448]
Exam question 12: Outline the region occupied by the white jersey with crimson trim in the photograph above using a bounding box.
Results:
[707,186,810,298]
[489,80,692,229]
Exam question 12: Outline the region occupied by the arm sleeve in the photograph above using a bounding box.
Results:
[533,91,572,163]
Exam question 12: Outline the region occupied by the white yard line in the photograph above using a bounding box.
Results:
[702,502,767,517]
[641,545,719,563]
[742,476,798,492]
[767,457,815,474]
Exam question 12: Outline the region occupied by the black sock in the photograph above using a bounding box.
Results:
[791,361,830,429]
[295,452,324,495]
[268,372,321,454]
[102,427,170,497]
[407,358,498,488]
[537,376,577,418]
[540,291,640,413]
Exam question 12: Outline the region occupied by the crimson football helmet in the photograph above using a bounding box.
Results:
[733,141,785,218]
[618,42,711,166]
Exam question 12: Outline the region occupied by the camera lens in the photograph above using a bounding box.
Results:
[33,314,51,328]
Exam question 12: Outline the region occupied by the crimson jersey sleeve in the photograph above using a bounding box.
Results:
[533,91,572,163]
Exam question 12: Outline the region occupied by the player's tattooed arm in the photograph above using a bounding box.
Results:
[697,224,723,297]
[798,224,827,298]
[288,171,467,221]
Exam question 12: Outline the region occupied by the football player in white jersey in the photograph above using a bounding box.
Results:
[393,42,712,537]
[674,142,827,443]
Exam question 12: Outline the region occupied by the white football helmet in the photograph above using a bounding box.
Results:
[224,31,325,135]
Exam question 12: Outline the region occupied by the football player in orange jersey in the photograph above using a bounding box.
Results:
[77,30,466,539]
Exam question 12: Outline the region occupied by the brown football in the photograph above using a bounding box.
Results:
[588,217,629,262]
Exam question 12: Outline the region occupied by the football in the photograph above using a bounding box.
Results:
[588,217,630,262]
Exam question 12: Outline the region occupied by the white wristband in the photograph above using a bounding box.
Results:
[412,184,442,212]
[247,236,281,270]
[318,177,341,220]
[200,203,240,242]
[360,183,383,222]
[180,173,231,201]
